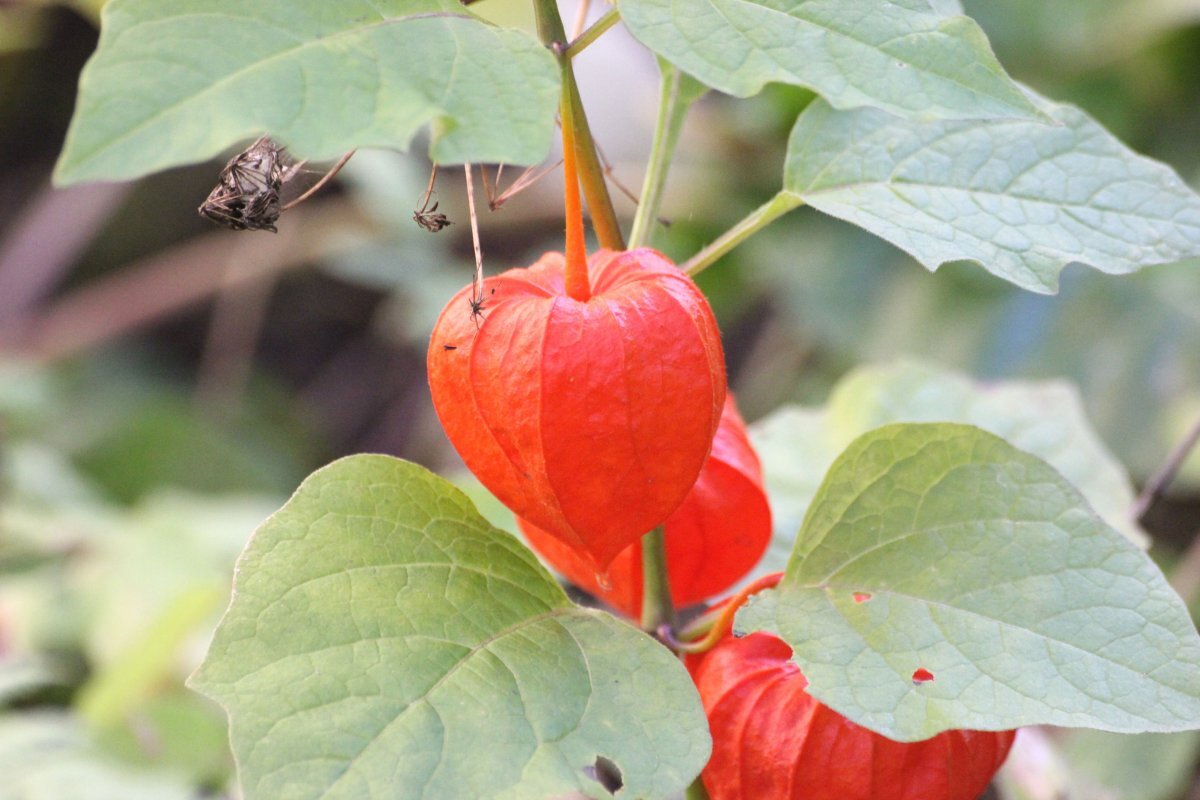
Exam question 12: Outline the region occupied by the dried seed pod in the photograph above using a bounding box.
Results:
[198,135,292,233]
[413,200,453,232]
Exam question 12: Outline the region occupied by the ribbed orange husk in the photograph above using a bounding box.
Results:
[519,394,770,617]
[689,633,1017,800]
[428,248,726,569]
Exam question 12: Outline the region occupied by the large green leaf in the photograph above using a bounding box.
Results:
[738,423,1200,741]
[783,88,1200,293]
[190,455,709,800]
[54,0,559,184]
[750,362,1147,561]
[617,0,1038,121]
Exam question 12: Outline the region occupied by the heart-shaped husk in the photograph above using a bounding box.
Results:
[519,394,770,617]
[428,248,726,569]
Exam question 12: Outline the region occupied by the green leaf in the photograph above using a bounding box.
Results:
[190,455,709,800]
[783,88,1200,293]
[750,362,1147,562]
[617,0,1038,121]
[738,423,1200,740]
[54,0,559,184]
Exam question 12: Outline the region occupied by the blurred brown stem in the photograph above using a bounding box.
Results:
[0,200,365,362]
[1132,410,1200,523]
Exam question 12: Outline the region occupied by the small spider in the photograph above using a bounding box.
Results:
[468,287,496,329]
[413,199,452,233]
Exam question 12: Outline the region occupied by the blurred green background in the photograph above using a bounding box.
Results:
[2,1,1199,797]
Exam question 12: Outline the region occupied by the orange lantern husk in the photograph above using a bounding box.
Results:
[428,248,726,569]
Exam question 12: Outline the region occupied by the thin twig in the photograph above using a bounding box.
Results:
[569,0,592,40]
[1132,410,1200,522]
[593,139,642,207]
[281,149,356,211]
[681,191,804,276]
[480,164,498,207]
[487,160,562,210]
[566,7,620,59]
[417,163,439,211]
[464,164,484,295]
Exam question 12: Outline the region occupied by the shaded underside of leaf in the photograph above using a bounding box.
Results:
[738,423,1200,741]
[55,0,559,184]
[784,90,1200,293]
[617,0,1038,121]
[190,455,709,800]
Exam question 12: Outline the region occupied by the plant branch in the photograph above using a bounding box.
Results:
[281,150,356,211]
[672,572,783,654]
[564,73,625,250]
[565,8,619,59]
[561,90,591,300]
[1132,410,1200,522]
[629,63,697,248]
[640,527,676,633]
[532,0,625,251]
[463,164,484,294]
[681,191,804,276]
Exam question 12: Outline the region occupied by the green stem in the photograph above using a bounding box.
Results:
[640,527,676,632]
[565,75,626,250]
[681,191,804,276]
[685,776,711,800]
[532,0,625,251]
[565,8,620,59]
[629,63,698,249]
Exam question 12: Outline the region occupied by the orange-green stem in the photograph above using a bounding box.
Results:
[561,90,591,301]
[532,0,624,253]
[674,572,783,655]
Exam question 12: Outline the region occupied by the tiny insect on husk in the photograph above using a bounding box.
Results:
[198,136,295,233]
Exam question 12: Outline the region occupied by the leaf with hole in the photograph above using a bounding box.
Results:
[617,0,1038,121]
[189,455,710,800]
[55,0,559,184]
[738,423,1200,741]
[782,88,1200,293]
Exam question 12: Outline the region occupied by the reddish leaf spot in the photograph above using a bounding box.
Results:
[912,668,935,684]
[852,592,872,603]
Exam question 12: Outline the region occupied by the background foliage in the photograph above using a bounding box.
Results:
[2,0,1200,797]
